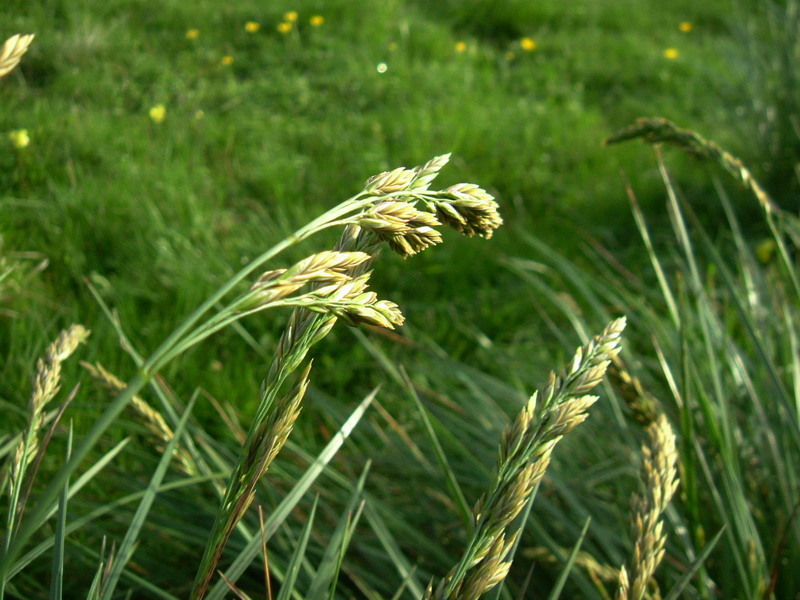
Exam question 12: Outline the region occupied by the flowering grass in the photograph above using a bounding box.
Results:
[1,1,798,598]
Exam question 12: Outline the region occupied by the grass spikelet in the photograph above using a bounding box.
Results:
[616,414,679,600]
[429,184,504,238]
[427,318,626,599]
[409,153,452,190]
[0,34,34,78]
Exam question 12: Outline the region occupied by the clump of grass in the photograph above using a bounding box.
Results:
[508,117,799,597]
[0,151,503,597]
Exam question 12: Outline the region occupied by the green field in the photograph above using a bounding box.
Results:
[2,1,799,598]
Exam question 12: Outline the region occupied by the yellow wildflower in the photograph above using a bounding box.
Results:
[310,15,325,27]
[221,55,234,65]
[284,11,298,22]
[663,47,679,59]
[186,29,200,40]
[520,37,537,51]
[245,21,260,33]
[679,21,693,33]
[148,105,166,123]
[8,129,30,149]
[194,110,205,120]
[454,41,467,53]
[277,22,293,34]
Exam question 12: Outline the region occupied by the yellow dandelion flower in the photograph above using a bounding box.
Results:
[663,47,679,59]
[194,110,205,120]
[277,22,293,34]
[186,29,200,40]
[148,104,166,123]
[679,21,693,33]
[8,129,30,149]
[221,55,234,65]
[505,50,516,61]
[245,21,260,33]
[310,15,325,27]
[454,41,467,53]
[284,11,298,22]
[520,37,537,51]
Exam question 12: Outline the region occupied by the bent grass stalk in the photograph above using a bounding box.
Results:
[424,317,626,600]
[605,117,800,300]
[191,156,502,598]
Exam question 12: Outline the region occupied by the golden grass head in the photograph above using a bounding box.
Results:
[0,34,35,78]
[434,184,503,238]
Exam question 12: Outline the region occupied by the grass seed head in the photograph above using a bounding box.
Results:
[0,34,35,78]
[364,167,416,193]
[409,153,451,190]
[435,184,504,238]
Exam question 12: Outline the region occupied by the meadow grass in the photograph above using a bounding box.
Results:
[2,1,799,598]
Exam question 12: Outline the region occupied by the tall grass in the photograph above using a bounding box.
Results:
[503,118,799,598]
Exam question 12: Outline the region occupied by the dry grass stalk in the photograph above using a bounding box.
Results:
[425,318,626,599]
[81,362,197,477]
[191,154,502,599]
[0,34,34,78]
[615,414,679,600]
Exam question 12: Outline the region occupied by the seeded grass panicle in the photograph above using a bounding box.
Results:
[189,154,501,599]
[1,325,88,598]
[616,414,679,600]
[424,318,625,600]
[0,34,34,78]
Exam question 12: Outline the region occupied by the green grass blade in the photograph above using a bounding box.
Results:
[99,396,197,600]
[206,388,377,600]
[546,517,591,600]
[662,527,726,600]
[401,367,472,530]
[275,496,318,600]
[48,423,72,600]
[306,462,371,600]
[362,504,424,599]
[10,475,220,580]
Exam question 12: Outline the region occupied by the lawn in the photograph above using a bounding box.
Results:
[1,1,798,598]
